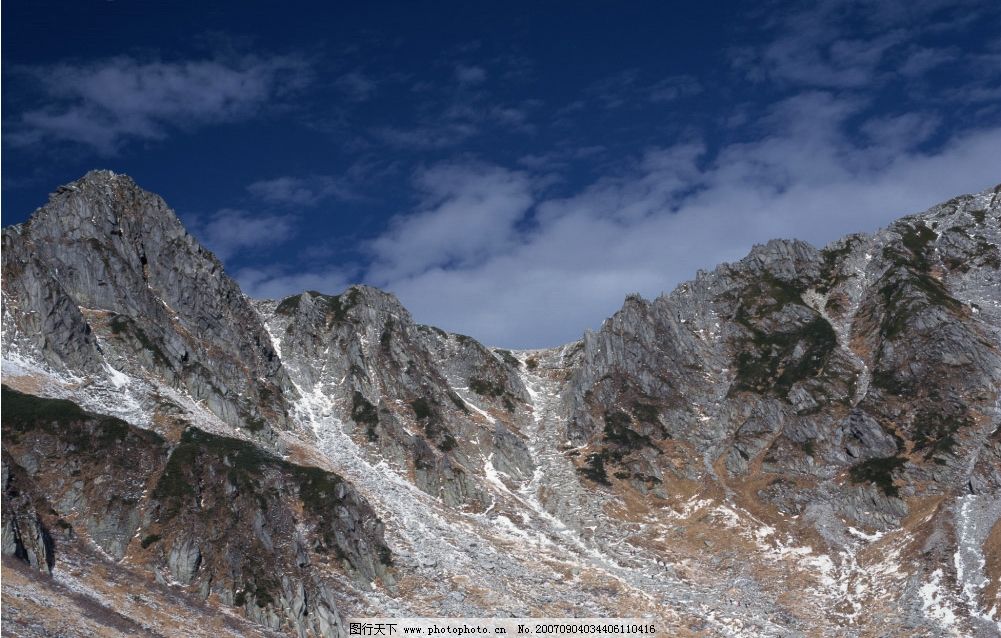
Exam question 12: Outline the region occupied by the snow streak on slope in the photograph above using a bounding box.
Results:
[4,175,1001,638]
[264,319,805,636]
[953,495,1001,633]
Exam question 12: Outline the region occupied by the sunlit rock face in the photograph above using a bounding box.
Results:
[3,172,1000,637]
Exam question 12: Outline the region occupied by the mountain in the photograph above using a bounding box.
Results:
[2,170,1000,637]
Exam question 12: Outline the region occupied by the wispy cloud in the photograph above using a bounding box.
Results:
[744,30,905,88]
[247,175,362,206]
[334,71,377,102]
[236,265,351,300]
[860,112,940,151]
[898,45,959,76]
[647,76,703,103]
[731,0,999,91]
[8,54,308,153]
[585,70,702,110]
[368,162,534,281]
[241,82,1001,347]
[363,55,538,150]
[455,64,487,85]
[76,0,998,349]
[380,110,999,347]
[373,122,480,150]
[189,208,298,260]
[372,100,536,150]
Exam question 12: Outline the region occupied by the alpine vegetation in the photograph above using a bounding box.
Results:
[2,171,1000,636]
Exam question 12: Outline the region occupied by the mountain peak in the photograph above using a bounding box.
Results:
[77,168,127,183]
[3,171,293,433]
[35,170,177,232]
[3,176,1000,636]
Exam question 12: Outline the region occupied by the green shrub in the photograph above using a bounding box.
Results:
[378,545,394,566]
[877,269,961,341]
[817,243,854,293]
[577,452,611,486]
[294,465,344,516]
[351,392,379,440]
[275,294,303,315]
[849,456,905,497]
[409,398,457,450]
[911,402,970,460]
[107,314,171,366]
[631,402,659,425]
[243,415,267,433]
[602,411,651,449]
[437,432,458,451]
[380,319,394,348]
[469,377,517,412]
[411,398,432,420]
[140,534,162,549]
[733,316,837,397]
[1,386,139,448]
[899,224,937,268]
[469,377,505,397]
[494,349,521,368]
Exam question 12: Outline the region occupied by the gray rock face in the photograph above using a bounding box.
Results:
[168,538,201,584]
[1,515,53,572]
[2,170,294,435]
[2,173,1000,636]
[261,285,533,510]
[559,187,1001,522]
[1,459,55,573]
[0,386,387,638]
[3,437,72,574]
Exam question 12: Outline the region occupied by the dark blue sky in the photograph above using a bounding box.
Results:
[4,0,1001,347]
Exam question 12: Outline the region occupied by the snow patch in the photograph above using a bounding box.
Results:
[846,526,885,542]
[920,569,959,632]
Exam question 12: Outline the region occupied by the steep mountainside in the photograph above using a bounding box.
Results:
[2,171,1000,637]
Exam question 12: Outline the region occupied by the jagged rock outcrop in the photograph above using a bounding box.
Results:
[2,460,56,573]
[2,172,999,637]
[259,285,534,510]
[561,191,1001,524]
[1,386,390,638]
[2,170,295,436]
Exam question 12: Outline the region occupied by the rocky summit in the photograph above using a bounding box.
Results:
[2,170,1000,637]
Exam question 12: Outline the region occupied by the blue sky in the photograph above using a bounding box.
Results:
[4,0,1001,347]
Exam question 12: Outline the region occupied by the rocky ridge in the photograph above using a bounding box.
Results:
[2,170,1000,637]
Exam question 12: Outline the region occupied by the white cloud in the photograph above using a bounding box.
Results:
[10,54,308,153]
[583,69,702,111]
[334,71,377,101]
[861,112,940,151]
[898,45,959,76]
[745,28,905,88]
[239,85,1000,347]
[190,208,298,261]
[371,94,1001,347]
[372,99,536,150]
[236,266,351,300]
[247,175,361,206]
[373,122,479,150]
[216,0,1001,348]
[647,76,703,103]
[455,64,487,85]
[368,163,535,281]
[730,0,985,89]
